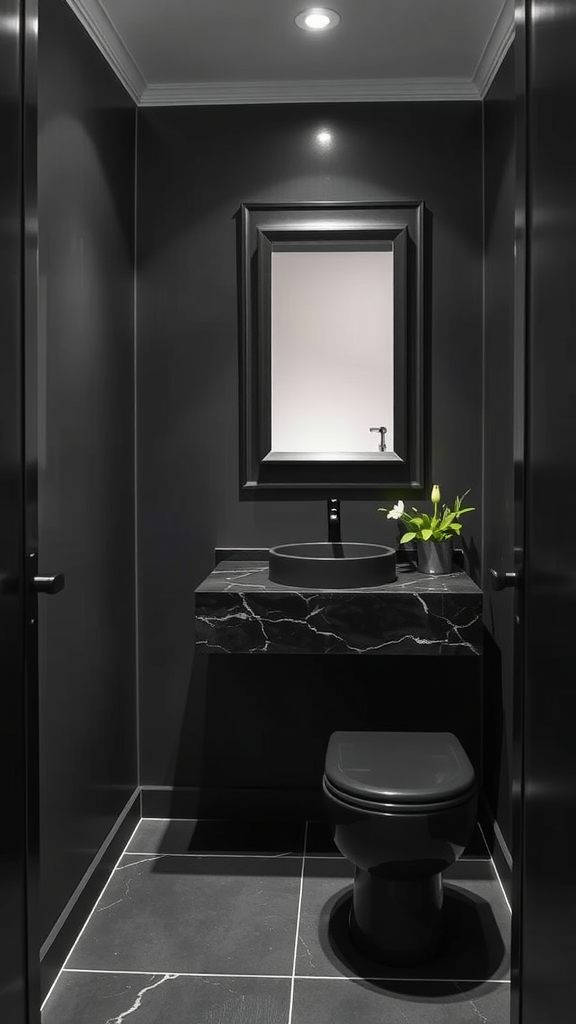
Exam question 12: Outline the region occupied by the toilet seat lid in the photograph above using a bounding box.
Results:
[324,731,475,805]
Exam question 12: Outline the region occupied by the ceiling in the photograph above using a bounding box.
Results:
[65,0,514,106]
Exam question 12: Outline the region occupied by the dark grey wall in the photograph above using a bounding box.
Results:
[482,46,516,855]
[137,103,484,795]
[38,0,137,945]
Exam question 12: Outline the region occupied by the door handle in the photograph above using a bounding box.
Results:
[489,568,519,591]
[32,573,65,595]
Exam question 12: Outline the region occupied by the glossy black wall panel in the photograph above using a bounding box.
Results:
[0,1,39,1019]
[38,0,137,944]
[520,0,576,1017]
[137,104,483,787]
[482,47,516,855]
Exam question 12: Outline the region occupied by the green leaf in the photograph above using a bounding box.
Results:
[421,528,433,541]
[450,522,463,533]
[454,490,472,514]
[455,506,475,516]
[399,532,417,543]
[419,513,431,529]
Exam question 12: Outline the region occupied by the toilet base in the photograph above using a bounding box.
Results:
[349,867,445,966]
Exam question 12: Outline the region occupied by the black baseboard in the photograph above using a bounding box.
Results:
[40,788,141,1002]
[478,794,513,906]
[140,785,323,820]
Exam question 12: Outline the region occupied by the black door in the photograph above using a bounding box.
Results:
[0,1,40,1021]
[515,0,576,1020]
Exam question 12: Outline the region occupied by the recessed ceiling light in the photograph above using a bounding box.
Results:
[295,8,341,32]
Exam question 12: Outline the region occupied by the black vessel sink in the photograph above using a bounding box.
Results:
[268,542,397,589]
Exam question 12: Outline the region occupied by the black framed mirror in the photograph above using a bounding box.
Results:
[238,201,425,494]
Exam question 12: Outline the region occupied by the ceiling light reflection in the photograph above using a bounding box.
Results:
[316,129,333,147]
[0,14,20,35]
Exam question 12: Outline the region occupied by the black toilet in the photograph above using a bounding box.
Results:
[323,731,477,965]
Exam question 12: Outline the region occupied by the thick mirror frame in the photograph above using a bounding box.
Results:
[239,201,425,494]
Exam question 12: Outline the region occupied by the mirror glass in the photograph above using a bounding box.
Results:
[271,248,395,454]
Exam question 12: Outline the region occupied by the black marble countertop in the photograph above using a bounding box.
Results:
[194,557,482,656]
[196,559,481,596]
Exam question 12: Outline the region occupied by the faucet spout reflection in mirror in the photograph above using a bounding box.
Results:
[370,425,388,451]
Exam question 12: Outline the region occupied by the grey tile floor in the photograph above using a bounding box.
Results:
[41,819,511,1023]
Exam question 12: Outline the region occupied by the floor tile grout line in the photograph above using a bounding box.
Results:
[297,975,511,984]
[61,968,293,978]
[297,976,511,983]
[121,851,305,859]
[287,821,309,1024]
[478,822,512,915]
[137,817,244,822]
[136,817,326,824]
[59,967,512,984]
[137,817,235,823]
[121,851,493,862]
[303,855,492,862]
[40,816,143,1013]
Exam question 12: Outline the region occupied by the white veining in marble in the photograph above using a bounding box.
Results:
[104,973,178,1023]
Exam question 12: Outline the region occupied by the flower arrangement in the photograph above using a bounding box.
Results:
[378,485,474,545]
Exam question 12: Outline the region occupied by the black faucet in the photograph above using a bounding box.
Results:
[327,498,341,544]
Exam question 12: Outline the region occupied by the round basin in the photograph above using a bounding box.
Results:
[268,542,397,589]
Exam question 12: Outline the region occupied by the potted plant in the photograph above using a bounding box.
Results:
[378,485,474,575]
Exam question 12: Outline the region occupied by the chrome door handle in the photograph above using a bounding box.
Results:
[489,568,519,591]
[32,573,65,595]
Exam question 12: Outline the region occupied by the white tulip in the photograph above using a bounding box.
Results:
[387,500,405,520]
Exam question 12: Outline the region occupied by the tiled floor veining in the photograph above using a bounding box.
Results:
[42,818,511,1023]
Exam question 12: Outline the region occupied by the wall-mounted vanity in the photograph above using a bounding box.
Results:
[195,550,482,656]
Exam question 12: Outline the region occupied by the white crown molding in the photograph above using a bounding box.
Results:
[140,78,480,106]
[65,0,513,107]
[65,0,146,104]
[473,0,515,99]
